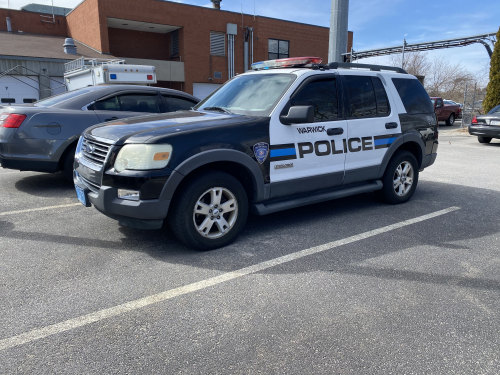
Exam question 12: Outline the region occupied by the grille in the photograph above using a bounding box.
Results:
[78,174,100,193]
[82,138,111,167]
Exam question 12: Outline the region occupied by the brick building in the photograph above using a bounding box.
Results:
[1,0,352,99]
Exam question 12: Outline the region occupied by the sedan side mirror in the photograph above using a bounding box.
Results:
[280,105,314,125]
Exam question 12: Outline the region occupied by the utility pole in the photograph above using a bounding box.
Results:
[328,0,349,63]
[401,39,407,69]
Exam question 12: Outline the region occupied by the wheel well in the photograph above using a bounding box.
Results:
[397,142,422,167]
[57,141,78,171]
[172,161,257,202]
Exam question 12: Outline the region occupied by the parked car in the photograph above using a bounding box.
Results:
[444,100,462,118]
[74,57,438,250]
[468,104,500,144]
[431,97,460,125]
[0,85,199,180]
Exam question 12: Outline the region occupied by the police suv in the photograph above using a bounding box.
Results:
[74,57,438,250]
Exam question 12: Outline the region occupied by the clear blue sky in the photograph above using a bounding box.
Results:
[2,0,498,77]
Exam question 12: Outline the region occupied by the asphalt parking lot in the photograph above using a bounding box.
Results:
[1,126,500,374]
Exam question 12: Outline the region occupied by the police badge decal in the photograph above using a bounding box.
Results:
[253,142,269,164]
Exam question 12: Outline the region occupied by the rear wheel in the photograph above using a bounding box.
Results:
[446,113,455,126]
[168,171,248,250]
[478,136,492,144]
[378,151,419,205]
[62,145,77,182]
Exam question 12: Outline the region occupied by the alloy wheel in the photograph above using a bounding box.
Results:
[393,161,414,197]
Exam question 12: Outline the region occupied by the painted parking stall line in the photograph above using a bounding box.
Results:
[0,206,460,351]
[0,203,81,217]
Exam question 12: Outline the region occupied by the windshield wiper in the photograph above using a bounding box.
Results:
[202,106,233,114]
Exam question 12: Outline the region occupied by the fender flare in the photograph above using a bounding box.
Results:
[376,133,426,178]
[159,149,266,202]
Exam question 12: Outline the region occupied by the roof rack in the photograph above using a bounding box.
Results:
[328,62,407,74]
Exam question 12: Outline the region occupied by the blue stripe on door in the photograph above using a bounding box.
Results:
[374,137,397,146]
[270,148,296,157]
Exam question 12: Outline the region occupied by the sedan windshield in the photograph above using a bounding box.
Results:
[34,87,102,107]
[194,73,296,116]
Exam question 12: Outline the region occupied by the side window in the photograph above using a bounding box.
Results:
[92,94,160,113]
[391,78,434,114]
[164,96,197,112]
[118,94,160,113]
[92,96,120,111]
[291,79,338,122]
[372,77,390,116]
[345,75,377,118]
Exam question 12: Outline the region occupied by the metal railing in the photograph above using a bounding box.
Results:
[64,57,126,73]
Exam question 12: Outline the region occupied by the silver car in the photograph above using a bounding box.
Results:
[0,85,199,181]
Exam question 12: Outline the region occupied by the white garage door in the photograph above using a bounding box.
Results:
[193,83,222,101]
[49,77,66,96]
[0,75,39,105]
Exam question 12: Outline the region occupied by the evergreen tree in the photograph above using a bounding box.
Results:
[483,27,500,113]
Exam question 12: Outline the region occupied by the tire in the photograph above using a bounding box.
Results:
[168,171,249,250]
[62,145,77,182]
[378,150,419,205]
[478,136,492,144]
[445,113,455,126]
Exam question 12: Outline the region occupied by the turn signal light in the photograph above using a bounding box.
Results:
[471,116,478,124]
[1,113,27,128]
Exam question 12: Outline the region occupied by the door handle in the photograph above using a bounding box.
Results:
[385,122,398,129]
[105,117,118,122]
[327,127,344,136]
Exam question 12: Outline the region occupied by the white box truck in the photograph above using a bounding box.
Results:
[64,57,157,92]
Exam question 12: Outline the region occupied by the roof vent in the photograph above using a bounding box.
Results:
[63,38,77,55]
[211,0,221,9]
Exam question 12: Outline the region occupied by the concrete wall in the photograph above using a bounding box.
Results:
[119,58,184,82]
[0,8,67,36]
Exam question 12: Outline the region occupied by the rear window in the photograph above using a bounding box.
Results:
[392,78,433,114]
[35,87,101,107]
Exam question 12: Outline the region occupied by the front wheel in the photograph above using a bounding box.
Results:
[446,113,455,126]
[478,136,492,144]
[168,171,248,250]
[62,145,77,182]
[378,151,419,205]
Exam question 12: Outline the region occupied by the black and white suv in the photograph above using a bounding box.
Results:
[74,58,438,250]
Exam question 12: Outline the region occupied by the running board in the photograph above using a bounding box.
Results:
[251,180,383,215]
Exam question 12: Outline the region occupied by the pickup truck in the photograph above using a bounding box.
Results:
[431,97,461,126]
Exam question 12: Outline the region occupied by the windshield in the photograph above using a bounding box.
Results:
[194,73,296,116]
[35,87,101,107]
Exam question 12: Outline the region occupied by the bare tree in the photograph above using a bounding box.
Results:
[389,51,431,77]
[426,57,474,100]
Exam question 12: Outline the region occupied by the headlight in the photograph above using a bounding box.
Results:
[114,144,172,172]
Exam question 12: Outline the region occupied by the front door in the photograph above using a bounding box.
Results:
[269,75,347,198]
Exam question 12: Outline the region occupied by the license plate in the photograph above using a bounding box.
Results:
[491,120,500,126]
[75,185,87,206]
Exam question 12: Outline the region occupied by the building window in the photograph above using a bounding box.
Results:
[170,30,179,57]
[210,32,225,56]
[1,98,15,104]
[268,39,289,60]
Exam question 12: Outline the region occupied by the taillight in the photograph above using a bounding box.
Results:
[147,75,153,80]
[1,113,27,128]
[471,116,478,124]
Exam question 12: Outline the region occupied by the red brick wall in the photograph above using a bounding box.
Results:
[0,8,67,36]
[108,28,170,60]
[66,0,107,53]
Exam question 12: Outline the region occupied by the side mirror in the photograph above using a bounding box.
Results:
[280,105,314,125]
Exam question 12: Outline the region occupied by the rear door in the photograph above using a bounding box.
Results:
[341,73,400,183]
[92,92,162,122]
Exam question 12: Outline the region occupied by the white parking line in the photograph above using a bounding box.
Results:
[0,206,460,351]
[0,203,81,217]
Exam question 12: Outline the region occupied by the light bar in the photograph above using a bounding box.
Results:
[251,57,323,70]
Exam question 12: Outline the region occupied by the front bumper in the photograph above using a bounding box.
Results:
[468,125,500,138]
[75,170,170,230]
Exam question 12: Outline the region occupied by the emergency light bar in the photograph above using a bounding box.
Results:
[251,57,323,70]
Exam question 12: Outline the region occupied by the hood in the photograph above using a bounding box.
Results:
[84,110,254,144]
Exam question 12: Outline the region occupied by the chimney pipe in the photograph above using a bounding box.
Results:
[63,38,78,55]
[211,0,221,9]
[6,17,12,33]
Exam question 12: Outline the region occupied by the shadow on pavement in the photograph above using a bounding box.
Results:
[14,172,74,198]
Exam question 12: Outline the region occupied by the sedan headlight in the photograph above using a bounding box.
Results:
[114,144,172,173]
